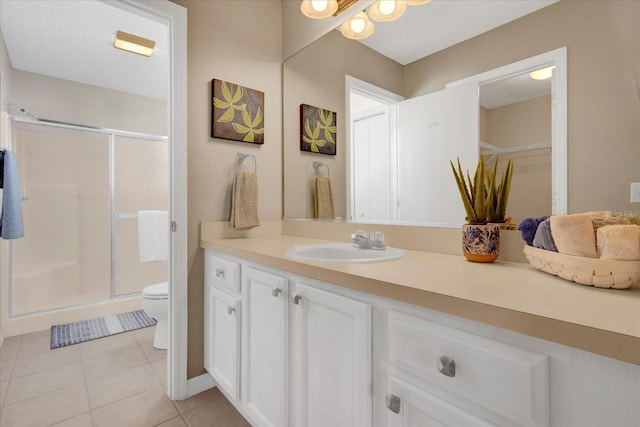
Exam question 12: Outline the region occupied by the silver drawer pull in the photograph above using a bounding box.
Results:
[272,288,282,298]
[227,306,235,315]
[215,267,224,278]
[291,293,302,305]
[386,394,401,414]
[438,355,456,377]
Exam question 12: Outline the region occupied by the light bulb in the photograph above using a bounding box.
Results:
[350,17,366,33]
[311,0,327,12]
[379,0,396,16]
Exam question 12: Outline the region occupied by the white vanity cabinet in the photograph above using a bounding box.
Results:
[203,252,241,400]
[241,266,289,427]
[290,281,372,427]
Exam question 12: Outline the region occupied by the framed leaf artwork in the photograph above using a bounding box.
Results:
[300,104,336,155]
[212,79,264,144]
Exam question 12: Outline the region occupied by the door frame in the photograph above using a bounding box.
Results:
[446,47,568,215]
[114,0,188,400]
[345,75,404,221]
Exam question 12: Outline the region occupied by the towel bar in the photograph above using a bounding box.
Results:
[312,161,330,178]
[236,152,257,173]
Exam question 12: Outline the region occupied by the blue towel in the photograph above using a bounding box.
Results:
[0,150,25,239]
[518,216,547,246]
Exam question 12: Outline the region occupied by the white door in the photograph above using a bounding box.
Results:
[203,284,240,400]
[353,109,395,222]
[397,82,479,226]
[242,267,289,427]
[290,282,372,427]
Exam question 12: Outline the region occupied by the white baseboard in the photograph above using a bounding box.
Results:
[185,373,216,399]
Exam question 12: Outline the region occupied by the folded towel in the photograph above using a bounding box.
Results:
[230,171,259,230]
[596,225,640,260]
[518,216,548,246]
[550,213,597,258]
[314,177,335,219]
[0,150,25,239]
[533,218,558,252]
[138,210,169,262]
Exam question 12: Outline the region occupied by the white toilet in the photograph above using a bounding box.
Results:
[141,281,169,349]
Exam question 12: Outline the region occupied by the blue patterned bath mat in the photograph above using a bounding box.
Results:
[50,310,157,349]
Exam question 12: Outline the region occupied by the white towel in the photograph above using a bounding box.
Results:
[138,210,169,262]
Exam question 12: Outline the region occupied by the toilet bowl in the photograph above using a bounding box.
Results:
[141,282,168,350]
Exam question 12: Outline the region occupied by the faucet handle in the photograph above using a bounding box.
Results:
[371,231,385,249]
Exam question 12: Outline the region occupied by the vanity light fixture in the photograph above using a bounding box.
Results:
[114,30,155,57]
[341,11,375,40]
[529,66,555,80]
[300,0,339,19]
[368,0,407,22]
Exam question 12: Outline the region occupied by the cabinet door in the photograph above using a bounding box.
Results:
[204,284,240,400]
[387,376,494,427]
[291,282,372,427]
[242,267,289,427]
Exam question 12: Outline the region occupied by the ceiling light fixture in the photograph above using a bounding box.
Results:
[114,30,155,57]
[529,66,555,80]
[368,0,407,22]
[404,0,431,5]
[340,11,375,40]
[300,0,339,19]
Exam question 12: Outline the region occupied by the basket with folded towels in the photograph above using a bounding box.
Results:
[519,211,640,289]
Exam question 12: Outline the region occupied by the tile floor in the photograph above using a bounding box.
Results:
[0,326,249,427]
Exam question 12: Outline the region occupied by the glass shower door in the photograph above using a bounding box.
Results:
[10,123,111,315]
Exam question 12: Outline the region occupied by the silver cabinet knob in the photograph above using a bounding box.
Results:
[291,293,302,305]
[272,288,282,298]
[438,355,456,377]
[215,267,224,278]
[386,394,401,414]
[227,306,235,315]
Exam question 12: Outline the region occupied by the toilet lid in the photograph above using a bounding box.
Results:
[142,282,168,299]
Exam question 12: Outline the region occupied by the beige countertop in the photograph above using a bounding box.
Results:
[201,232,640,365]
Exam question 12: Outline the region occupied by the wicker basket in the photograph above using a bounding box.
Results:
[523,245,640,289]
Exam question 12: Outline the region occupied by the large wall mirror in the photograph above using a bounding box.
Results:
[283,0,640,227]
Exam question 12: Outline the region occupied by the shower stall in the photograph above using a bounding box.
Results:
[4,116,168,325]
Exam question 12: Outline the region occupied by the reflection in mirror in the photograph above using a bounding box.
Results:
[283,12,566,227]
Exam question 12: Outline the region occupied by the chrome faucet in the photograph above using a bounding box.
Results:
[351,231,385,250]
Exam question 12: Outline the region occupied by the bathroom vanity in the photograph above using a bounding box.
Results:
[200,222,640,427]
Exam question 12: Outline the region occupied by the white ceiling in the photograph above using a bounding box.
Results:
[0,0,168,101]
[0,0,555,107]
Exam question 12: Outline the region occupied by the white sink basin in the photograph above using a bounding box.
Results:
[285,243,405,263]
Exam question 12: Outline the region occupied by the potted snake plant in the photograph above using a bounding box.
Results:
[450,153,513,262]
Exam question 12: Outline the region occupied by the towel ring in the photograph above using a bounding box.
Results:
[312,161,330,178]
[236,152,257,173]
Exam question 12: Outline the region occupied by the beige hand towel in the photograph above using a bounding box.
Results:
[550,213,597,258]
[597,224,640,260]
[230,171,260,230]
[314,177,335,219]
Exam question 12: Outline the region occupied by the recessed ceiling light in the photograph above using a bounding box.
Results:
[114,30,155,57]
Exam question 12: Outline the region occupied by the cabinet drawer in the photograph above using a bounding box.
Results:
[205,251,240,293]
[389,311,549,427]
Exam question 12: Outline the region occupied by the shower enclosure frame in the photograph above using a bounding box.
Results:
[6,115,168,318]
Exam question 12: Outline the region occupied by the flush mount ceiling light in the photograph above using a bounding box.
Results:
[368,0,407,22]
[404,0,431,5]
[300,0,339,19]
[114,30,155,57]
[341,11,375,40]
[529,66,555,80]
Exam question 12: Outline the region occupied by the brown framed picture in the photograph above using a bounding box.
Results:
[212,78,264,144]
[300,103,336,155]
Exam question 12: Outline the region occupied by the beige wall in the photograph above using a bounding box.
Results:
[283,30,404,219]
[171,0,283,378]
[405,0,640,214]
